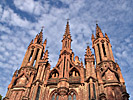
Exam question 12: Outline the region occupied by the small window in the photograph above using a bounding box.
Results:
[65,41,67,47]
[93,83,96,99]
[73,94,76,100]
[97,44,102,61]
[68,95,72,100]
[29,49,34,61]
[102,43,106,56]
[56,95,59,100]
[52,95,55,100]
[88,84,91,100]
[36,86,41,100]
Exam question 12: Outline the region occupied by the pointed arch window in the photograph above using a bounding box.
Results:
[33,48,39,66]
[36,86,41,100]
[88,84,91,100]
[88,83,96,100]
[73,94,76,100]
[97,43,102,61]
[93,83,96,99]
[51,93,59,100]
[56,95,59,100]
[69,68,80,77]
[29,49,34,62]
[68,95,72,100]
[52,94,55,100]
[102,43,106,56]
[68,92,76,100]
[65,41,67,47]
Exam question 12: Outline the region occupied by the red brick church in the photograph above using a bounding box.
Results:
[4,21,129,100]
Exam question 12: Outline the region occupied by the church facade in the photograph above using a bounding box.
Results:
[4,21,129,100]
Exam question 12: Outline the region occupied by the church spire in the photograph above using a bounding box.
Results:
[61,20,72,52]
[64,19,70,35]
[96,24,103,38]
[38,28,43,44]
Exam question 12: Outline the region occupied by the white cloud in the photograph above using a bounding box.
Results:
[13,0,46,15]
[0,7,31,28]
[14,0,35,14]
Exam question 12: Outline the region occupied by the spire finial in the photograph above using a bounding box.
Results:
[41,26,44,32]
[96,20,98,25]
[64,19,70,35]
[38,26,44,44]
[85,44,92,56]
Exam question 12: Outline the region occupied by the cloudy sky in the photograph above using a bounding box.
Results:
[0,0,133,99]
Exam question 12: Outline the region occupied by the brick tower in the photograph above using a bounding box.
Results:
[4,22,129,100]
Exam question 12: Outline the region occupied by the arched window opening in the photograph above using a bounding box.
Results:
[65,41,67,47]
[63,57,66,77]
[73,94,76,100]
[49,69,59,79]
[56,95,59,100]
[36,86,41,100]
[52,94,55,100]
[107,43,111,57]
[88,83,96,100]
[51,93,59,100]
[68,95,72,100]
[33,49,39,66]
[93,83,96,99]
[97,43,102,61]
[69,68,80,77]
[68,92,77,100]
[102,43,106,56]
[29,49,34,62]
[88,84,91,100]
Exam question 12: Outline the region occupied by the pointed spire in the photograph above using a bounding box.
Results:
[45,50,48,59]
[43,38,47,44]
[43,39,47,52]
[96,24,103,38]
[34,34,39,43]
[38,28,43,44]
[65,19,70,35]
[91,34,95,42]
[43,50,49,62]
[96,24,102,34]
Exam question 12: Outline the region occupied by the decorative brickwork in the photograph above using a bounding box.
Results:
[4,21,129,100]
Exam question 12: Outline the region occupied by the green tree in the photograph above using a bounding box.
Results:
[0,94,2,100]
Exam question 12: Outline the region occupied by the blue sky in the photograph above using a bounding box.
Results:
[0,0,133,99]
